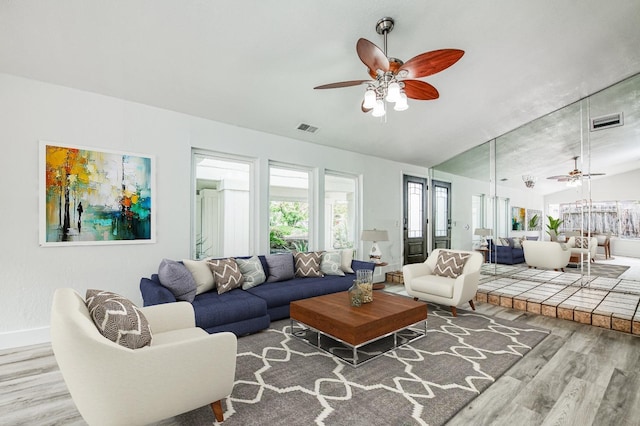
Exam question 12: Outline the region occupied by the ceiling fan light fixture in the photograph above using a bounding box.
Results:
[363,89,377,109]
[372,99,386,117]
[386,81,401,103]
[393,92,409,111]
[567,178,582,188]
[522,175,536,188]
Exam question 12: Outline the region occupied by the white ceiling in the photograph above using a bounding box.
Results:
[1,1,640,169]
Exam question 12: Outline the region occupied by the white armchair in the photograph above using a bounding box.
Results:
[522,240,572,271]
[402,249,483,316]
[51,288,237,425]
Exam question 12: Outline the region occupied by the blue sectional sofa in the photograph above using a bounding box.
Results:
[140,255,375,336]
[487,238,525,265]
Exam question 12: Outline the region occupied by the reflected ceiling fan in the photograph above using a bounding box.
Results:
[313,17,464,117]
[546,156,606,183]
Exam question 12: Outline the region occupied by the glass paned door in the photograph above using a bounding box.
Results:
[403,175,427,264]
[432,180,452,249]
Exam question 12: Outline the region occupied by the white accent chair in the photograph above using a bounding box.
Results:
[402,249,483,316]
[51,288,237,425]
[566,236,598,263]
[522,240,572,271]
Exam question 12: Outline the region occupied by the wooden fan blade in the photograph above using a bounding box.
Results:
[546,175,570,180]
[403,80,439,100]
[356,38,389,74]
[583,173,606,177]
[361,100,372,113]
[398,49,464,79]
[314,80,370,89]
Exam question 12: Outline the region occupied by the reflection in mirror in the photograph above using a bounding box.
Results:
[431,72,640,281]
[431,139,494,272]
[193,152,252,259]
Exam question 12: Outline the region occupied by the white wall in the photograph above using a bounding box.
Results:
[0,73,427,348]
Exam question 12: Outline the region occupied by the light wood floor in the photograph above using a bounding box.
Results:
[1,301,639,425]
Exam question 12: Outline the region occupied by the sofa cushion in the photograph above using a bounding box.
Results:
[265,253,295,282]
[237,256,267,290]
[320,251,345,276]
[340,249,355,273]
[507,237,524,249]
[85,289,152,349]
[412,275,455,298]
[191,288,268,330]
[157,258,197,302]
[294,251,323,278]
[182,259,215,295]
[207,258,244,294]
[433,251,471,278]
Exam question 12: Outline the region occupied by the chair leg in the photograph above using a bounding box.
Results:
[450,306,457,317]
[211,400,224,422]
[468,300,476,311]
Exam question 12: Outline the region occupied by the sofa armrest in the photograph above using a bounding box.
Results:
[351,259,376,272]
[139,301,195,333]
[140,276,177,306]
[65,330,237,426]
[402,262,433,293]
[451,270,481,304]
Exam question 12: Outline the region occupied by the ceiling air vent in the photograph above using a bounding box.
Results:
[296,123,319,134]
[590,112,623,131]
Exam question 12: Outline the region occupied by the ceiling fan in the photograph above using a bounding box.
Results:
[313,17,464,116]
[546,156,606,183]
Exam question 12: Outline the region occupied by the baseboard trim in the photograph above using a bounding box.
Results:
[0,326,51,350]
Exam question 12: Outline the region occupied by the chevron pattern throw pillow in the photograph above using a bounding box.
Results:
[574,237,589,248]
[433,251,471,279]
[85,289,152,349]
[207,258,245,294]
[294,251,323,278]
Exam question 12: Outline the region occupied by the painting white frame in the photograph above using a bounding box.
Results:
[39,141,156,246]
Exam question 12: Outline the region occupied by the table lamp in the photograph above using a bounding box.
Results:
[474,228,492,248]
[361,229,389,263]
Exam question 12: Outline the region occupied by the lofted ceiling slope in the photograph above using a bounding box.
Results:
[1,1,639,168]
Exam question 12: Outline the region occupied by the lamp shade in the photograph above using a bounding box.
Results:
[361,229,389,242]
[474,228,492,237]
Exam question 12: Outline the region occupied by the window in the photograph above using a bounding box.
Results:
[407,182,425,238]
[434,185,449,238]
[324,172,358,249]
[269,164,312,253]
[193,151,253,259]
[558,200,640,239]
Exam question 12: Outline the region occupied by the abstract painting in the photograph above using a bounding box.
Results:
[511,206,525,231]
[40,142,155,246]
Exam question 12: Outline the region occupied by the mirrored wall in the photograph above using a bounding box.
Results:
[431,72,640,278]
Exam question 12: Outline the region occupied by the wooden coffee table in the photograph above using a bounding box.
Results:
[289,291,427,367]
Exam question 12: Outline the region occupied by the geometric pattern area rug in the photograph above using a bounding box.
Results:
[159,304,549,426]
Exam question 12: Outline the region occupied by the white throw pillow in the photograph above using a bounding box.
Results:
[182,259,215,294]
[340,249,354,273]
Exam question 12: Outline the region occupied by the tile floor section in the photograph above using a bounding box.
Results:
[476,264,640,335]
